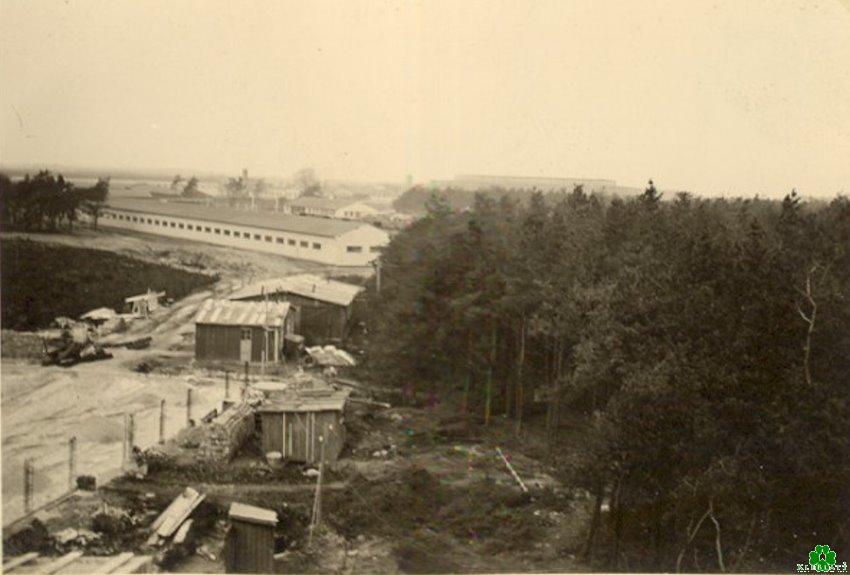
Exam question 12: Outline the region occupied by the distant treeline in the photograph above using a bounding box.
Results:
[364,184,850,571]
[393,186,628,215]
[0,171,109,232]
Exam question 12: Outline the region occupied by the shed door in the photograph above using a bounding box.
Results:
[240,328,252,362]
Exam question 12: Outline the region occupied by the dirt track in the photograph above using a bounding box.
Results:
[1,227,327,524]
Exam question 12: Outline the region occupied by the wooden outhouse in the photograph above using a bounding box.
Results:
[257,389,349,464]
[224,502,277,574]
[194,299,295,363]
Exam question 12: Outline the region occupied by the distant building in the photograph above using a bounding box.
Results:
[288,197,379,220]
[228,274,363,344]
[102,198,389,266]
[194,299,295,364]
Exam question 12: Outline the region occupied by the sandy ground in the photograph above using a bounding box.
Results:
[1,227,333,525]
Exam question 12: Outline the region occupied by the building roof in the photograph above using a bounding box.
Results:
[195,299,291,327]
[228,274,364,307]
[106,197,369,238]
[228,502,278,526]
[289,196,368,210]
[257,388,350,413]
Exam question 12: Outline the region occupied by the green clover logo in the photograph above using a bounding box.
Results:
[809,545,837,572]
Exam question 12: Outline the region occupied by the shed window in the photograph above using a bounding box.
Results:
[254,234,262,240]
[313,242,321,250]
[224,230,231,236]
[214,228,221,234]
[300,241,308,247]
[178,223,185,229]
[147,218,153,224]
[187,224,193,230]
[288,239,296,246]
[241,328,252,341]
[370,246,382,253]
[205,226,211,232]
[170,222,176,228]
[347,246,363,253]
[265,236,272,242]
[276,237,284,244]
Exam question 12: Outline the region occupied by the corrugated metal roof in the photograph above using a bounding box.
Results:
[106,197,372,238]
[195,299,291,327]
[257,389,350,413]
[229,502,278,526]
[229,274,364,307]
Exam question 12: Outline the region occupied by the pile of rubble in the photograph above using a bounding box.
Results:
[41,318,112,367]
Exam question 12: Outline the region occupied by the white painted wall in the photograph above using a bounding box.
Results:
[100,209,389,266]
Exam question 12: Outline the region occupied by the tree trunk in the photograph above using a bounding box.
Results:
[484,321,497,425]
[582,480,605,562]
[514,315,526,433]
[611,476,625,570]
[462,333,472,414]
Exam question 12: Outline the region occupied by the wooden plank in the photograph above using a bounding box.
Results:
[173,519,193,544]
[42,551,83,575]
[90,552,134,574]
[2,551,40,572]
[496,447,529,493]
[158,493,205,538]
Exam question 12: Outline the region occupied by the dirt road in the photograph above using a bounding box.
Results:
[1,227,329,524]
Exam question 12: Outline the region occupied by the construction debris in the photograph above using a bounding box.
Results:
[41,318,112,367]
[304,345,356,367]
[102,336,152,350]
[147,487,206,546]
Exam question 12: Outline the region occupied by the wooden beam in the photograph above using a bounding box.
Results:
[43,551,83,574]
[2,551,40,572]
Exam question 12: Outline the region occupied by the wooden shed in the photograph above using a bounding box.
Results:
[224,502,277,574]
[194,299,295,363]
[257,389,349,464]
[228,274,363,344]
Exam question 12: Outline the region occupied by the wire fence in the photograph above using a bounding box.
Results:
[1,370,250,527]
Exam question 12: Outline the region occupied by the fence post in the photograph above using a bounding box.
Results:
[186,388,193,426]
[225,371,230,400]
[23,458,34,514]
[159,399,166,444]
[68,436,77,491]
[128,413,135,459]
[244,361,249,385]
[122,413,129,465]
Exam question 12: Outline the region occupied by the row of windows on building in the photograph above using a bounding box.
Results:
[107,212,380,253]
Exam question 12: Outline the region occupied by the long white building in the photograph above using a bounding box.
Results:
[101,198,389,266]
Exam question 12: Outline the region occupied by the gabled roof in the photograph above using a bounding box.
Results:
[195,299,291,327]
[106,197,373,238]
[228,274,364,307]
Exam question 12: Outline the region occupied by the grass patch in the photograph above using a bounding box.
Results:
[1,238,218,330]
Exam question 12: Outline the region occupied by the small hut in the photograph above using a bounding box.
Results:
[224,502,277,574]
[257,388,349,464]
[194,299,295,364]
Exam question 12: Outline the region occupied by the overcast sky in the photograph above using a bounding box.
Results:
[1,0,849,196]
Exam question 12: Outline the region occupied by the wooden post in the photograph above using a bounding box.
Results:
[244,361,249,384]
[68,437,77,490]
[122,413,129,465]
[225,371,230,400]
[23,458,34,513]
[128,414,135,457]
[186,388,193,426]
[159,399,166,444]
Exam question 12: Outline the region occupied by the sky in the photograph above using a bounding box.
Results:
[1,0,849,197]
